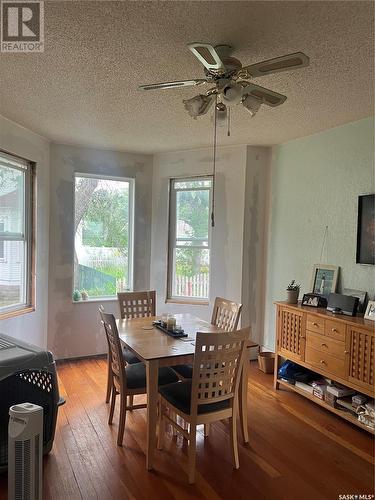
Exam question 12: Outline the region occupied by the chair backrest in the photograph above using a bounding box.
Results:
[190,327,250,416]
[211,297,242,331]
[117,290,156,319]
[99,309,126,390]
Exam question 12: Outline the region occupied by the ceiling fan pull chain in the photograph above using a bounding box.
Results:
[211,95,218,228]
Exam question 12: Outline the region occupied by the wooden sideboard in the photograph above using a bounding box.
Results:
[274,301,375,433]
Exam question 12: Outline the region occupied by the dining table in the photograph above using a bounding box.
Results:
[117,312,258,470]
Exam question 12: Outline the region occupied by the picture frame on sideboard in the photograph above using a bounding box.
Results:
[364,300,375,321]
[311,264,339,298]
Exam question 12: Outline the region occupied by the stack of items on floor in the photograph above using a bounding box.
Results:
[278,361,375,430]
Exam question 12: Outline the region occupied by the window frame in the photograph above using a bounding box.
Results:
[167,175,212,304]
[0,222,5,261]
[73,172,135,300]
[0,150,35,319]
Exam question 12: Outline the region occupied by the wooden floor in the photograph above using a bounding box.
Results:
[1,358,374,499]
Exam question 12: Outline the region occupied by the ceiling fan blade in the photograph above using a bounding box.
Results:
[139,79,207,91]
[244,83,287,107]
[242,52,309,78]
[188,43,225,71]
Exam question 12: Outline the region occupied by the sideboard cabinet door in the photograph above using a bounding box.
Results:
[346,326,374,395]
[277,307,306,361]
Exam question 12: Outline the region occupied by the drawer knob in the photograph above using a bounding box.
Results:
[331,328,338,333]
[344,350,349,354]
[321,343,327,348]
[320,360,326,364]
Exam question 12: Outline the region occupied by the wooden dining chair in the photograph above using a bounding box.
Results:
[117,290,156,366]
[158,327,250,483]
[211,296,243,331]
[99,309,178,446]
[104,291,156,404]
[172,296,243,380]
[117,290,156,320]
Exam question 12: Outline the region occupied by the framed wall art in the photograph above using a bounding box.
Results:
[356,194,375,265]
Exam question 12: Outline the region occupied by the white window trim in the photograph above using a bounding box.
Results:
[0,151,33,316]
[167,175,212,303]
[73,172,135,299]
[0,221,5,262]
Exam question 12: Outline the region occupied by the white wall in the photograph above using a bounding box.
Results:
[47,144,153,359]
[263,117,375,350]
[242,147,271,345]
[150,145,271,350]
[0,115,50,348]
[151,146,247,320]
[150,144,271,347]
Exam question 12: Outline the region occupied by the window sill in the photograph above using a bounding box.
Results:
[72,297,118,304]
[0,306,35,320]
[166,298,209,306]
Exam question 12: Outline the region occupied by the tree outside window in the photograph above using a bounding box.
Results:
[73,175,133,299]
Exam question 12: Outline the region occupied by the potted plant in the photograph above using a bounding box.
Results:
[286,280,300,304]
[72,289,82,302]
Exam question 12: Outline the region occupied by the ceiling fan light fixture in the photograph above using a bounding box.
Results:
[214,102,228,127]
[220,81,243,105]
[242,94,262,117]
[183,94,215,118]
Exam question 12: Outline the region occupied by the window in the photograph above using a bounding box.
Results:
[0,151,34,315]
[0,223,4,260]
[73,174,134,299]
[168,176,212,302]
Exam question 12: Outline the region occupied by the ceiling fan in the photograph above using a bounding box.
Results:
[139,43,309,118]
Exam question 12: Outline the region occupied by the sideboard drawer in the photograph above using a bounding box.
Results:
[306,315,324,334]
[325,319,346,341]
[306,331,346,360]
[305,346,346,378]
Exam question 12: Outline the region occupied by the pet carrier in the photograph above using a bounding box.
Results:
[0,333,64,471]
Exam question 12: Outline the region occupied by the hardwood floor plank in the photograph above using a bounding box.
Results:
[0,359,373,499]
[75,367,174,500]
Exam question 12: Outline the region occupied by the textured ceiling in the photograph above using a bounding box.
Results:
[0,1,374,153]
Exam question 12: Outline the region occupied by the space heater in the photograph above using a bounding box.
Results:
[8,403,43,500]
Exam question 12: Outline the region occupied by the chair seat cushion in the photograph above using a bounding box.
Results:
[159,380,230,415]
[125,363,179,389]
[123,348,141,364]
[172,364,193,379]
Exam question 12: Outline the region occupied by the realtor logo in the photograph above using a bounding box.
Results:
[1,0,44,52]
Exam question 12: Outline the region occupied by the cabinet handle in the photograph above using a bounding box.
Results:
[321,343,327,348]
[331,328,338,333]
[313,322,319,327]
[344,350,349,354]
[320,360,326,364]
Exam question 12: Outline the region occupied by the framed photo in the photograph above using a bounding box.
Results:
[311,264,339,297]
[302,293,327,308]
[343,288,367,313]
[364,300,375,321]
[356,194,375,265]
